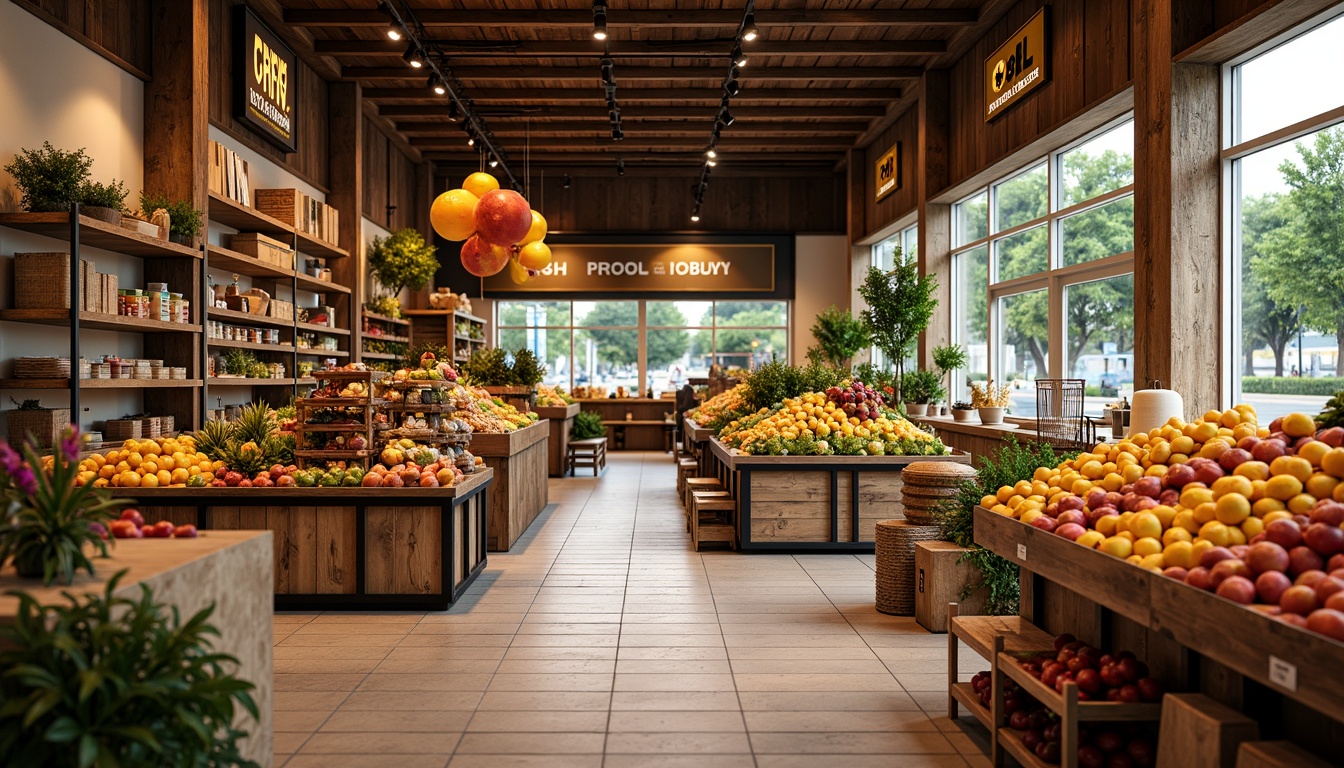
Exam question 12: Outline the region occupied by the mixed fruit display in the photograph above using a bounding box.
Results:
[535,384,576,407]
[75,435,222,489]
[985,406,1344,641]
[686,384,748,431]
[718,380,946,456]
[103,509,198,540]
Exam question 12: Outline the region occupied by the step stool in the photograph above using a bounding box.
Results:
[683,477,723,509]
[676,458,699,497]
[566,437,608,476]
[689,489,731,532]
[691,495,736,550]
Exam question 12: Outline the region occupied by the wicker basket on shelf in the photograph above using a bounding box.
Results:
[6,405,70,450]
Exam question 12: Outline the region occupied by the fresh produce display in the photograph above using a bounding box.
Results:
[571,385,608,399]
[430,172,551,282]
[106,509,198,539]
[535,384,575,407]
[391,352,458,383]
[985,406,1344,641]
[718,381,945,457]
[75,436,223,489]
[686,383,748,431]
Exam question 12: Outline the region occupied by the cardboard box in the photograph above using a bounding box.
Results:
[268,298,294,321]
[229,232,293,269]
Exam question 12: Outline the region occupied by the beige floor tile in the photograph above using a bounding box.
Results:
[610,691,742,711]
[486,673,614,691]
[466,710,610,732]
[614,673,737,692]
[616,659,733,674]
[274,691,349,711]
[603,756,756,768]
[495,658,615,674]
[744,710,936,732]
[756,756,969,768]
[339,691,483,711]
[274,710,332,732]
[729,659,890,674]
[356,673,492,692]
[617,646,728,660]
[453,732,605,754]
[738,691,920,711]
[750,731,957,754]
[608,711,746,733]
[448,756,600,768]
[287,755,449,768]
[298,731,460,754]
[273,731,311,754]
[732,673,903,692]
[475,690,611,711]
[276,658,384,675]
[605,731,753,754]
[320,709,472,733]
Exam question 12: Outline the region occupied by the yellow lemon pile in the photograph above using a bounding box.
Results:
[74,436,224,489]
[721,392,938,456]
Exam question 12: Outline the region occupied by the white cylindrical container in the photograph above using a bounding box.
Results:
[1128,386,1184,437]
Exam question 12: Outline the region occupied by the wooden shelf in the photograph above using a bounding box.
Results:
[297,422,369,432]
[454,310,486,324]
[295,449,370,459]
[298,397,385,407]
[950,682,993,731]
[455,334,485,342]
[294,272,351,295]
[0,309,200,334]
[208,307,294,329]
[951,615,1054,661]
[402,309,449,317]
[0,212,200,259]
[997,651,1162,721]
[295,230,348,260]
[363,311,410,327]
[207,192,292,237]
[0,378,201,389]
[363,332,410,343]
[997,728,1051,768]
[361,351,400,361]
[209,377,298,387]
[296,320,350,336]
[208,339,295,353]
[296,348,349,358]
[205,244,294,280]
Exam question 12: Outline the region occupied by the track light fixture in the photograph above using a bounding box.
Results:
[723,78,740,98]
[563,174,572,190]
[403,45,424,68]
[691,212,700,222]
[706,158,717,167]
[489,157,499,168]
[705,147,717,160]
[742,11,759,42]
[691,4,756,219]
[448,101,459,121]
[719,109,735,127]
[612,126,624,141]
[380,2,403,40]
[617,157,625,176]
[428,73,446,95]
[593,0,608,40]
[732,45,747,68]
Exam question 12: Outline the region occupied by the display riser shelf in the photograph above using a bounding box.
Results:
[0,211,200,259]
[361,351,400,361]
[0,309,201,334]
[295,274,350,295]
[949,682,993,731]
[209,377,301,388]
[296,321,350,336]
[207,307,294,329]
[208,339,295,353]
[363,332,410,344]
[0,378,203,390]
[362,311,409,328]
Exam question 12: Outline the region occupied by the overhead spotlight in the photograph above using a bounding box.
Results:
[612,126,624,141]
[617,157,625,176]
[381,2,402,40]
[467,136,475,147]
[592,0,608,40]
[609,107,621,122]
[563,174,572,190]
[711,125,723,141]
[428,73,446,95]
[719,109,736,127]
[742,12,758,42]
[723,78,740,98]
[403,46,424,68]
[732,45,747,68]
[706,158,717,167]
[705,147,717,159]
[447,101,459,121]
[489,157,499,168]
[691,211,700,222]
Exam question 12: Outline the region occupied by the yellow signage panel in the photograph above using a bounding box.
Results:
[984,8,1049,122]
[874,143,900,203]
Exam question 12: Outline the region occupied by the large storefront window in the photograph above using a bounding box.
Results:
[497,300,789,395]
[950,118,1135,416]
[1227,12,1344,419]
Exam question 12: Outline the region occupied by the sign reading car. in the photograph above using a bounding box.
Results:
[235,6,297,152]
[984,8,1050,122]
[874,143,900,203]
[481,243,775,295]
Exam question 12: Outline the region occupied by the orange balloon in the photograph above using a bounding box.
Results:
[521,210,548,245]
[462,172,501,199]
[460,235,511,277]
[508,257,530,284]
[430,189,479,241]
[517,241,552,271]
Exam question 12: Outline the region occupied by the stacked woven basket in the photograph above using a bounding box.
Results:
[874,461,980,615]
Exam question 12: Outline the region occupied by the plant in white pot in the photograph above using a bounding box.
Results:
[951,400,976,422]
[931,343,968,416]
[900,370,943,417]
[970,380,1013,425]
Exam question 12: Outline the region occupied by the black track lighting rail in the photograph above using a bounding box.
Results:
[692,0,757,222]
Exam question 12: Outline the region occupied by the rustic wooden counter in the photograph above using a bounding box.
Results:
[683,417,716,474]
[471,420,550,551]
[0,531,274,764]
[577,398,676,450]
[112,471,492,611]
[915,416,1115,462]
[535,403,581,477]
[706,439,971,552]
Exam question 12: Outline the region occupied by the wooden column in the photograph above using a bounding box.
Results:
[918,69,952,371]
[845,146,865,303]
[410,160,437,310]
[327,81,363,363]
[1132,0,1221,416]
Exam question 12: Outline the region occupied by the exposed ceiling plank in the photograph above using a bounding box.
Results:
[411,136,833,149]
[344,66,922,81]
[285,9,979,28]
[397,122,870,135]
[379,105,888,119]
[314,39,946,57]
[364,87,901,102]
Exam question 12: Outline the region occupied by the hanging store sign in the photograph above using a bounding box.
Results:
[481,242,776,296]
[984,7,1050,122]
[235,6,298,152]
[874,143,900,202]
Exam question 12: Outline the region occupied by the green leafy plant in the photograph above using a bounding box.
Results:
[807,305,869,368]
[0,430,127,585]
[858,252,939,403]
[368,228,438,297]
[404,342,450,371]
[571,410,605,440]
[932,343,968,403]
[511,348,546,387]
[3,142,93,212]
[364,295,402,319]
[1317,390,1344,430]
[0,571,260,767]
[78,179,129,211]
[899,370,944,405]
[138,193,202,239]
[222,349,256,377]
[461,348,517,386]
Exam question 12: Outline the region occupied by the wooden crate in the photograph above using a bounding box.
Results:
[229,232,293,269]
[473,421,549,552]
[915,540,987,632]
[1235,741,1335,768]
[1156,694,1260,768]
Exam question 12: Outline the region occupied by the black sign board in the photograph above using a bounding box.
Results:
[235,6,297,152]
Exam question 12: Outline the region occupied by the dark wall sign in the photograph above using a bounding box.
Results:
[984,7,1050,122]
[874,143,900,203]
[235,6,297,152]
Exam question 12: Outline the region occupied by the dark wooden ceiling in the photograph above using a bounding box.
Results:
[276,1,1010,171]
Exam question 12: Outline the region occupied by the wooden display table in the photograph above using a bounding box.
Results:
[706,439,971,553]
[535,403,581,477]
[914,416,1116,463]
[112,471,492,611]
[470,420,550,551]
[0,531,274,765]
[577,398,674,450]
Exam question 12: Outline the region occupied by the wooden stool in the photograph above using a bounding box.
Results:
[663,422,675,452]
[676,458,699,497]
[691,495,736,550]
[683,477,723,509]
[567,437,608,476]
[689,489,731,532]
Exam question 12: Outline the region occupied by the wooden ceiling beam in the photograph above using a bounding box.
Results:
[379,105,888,119]
[410,136,833,149]
[397,121,870,136]
[314,39,946,57]
[344,65,921,81]
[364,87,901,102]
[422,151,844,162]
[286,9,978,28]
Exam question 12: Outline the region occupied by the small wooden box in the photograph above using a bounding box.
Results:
[915,540,987,632]
[1156,694,1259,768]
[269,298,294,321]
[1235,741,1334,768]
[229,232,293,269]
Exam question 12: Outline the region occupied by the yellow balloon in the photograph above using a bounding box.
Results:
[518,241,552,271]
[430,189,479,241]
[508,257,530,284]
[462,172,501,199]
[521,210,548,245]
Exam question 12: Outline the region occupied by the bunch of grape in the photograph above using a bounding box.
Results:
[825,380,884,422]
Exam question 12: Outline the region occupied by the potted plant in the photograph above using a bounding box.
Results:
[900,370,944,417]
[0,571,260,765]
[951,400,976,422]
[931,343,968,415]
[858,249,938,404]
[3,142,92,213]
[139,192,202,246]
[806,305,869,368]
[971,380,1013,425]
[78,178,129,225]
[0,429,126,584]
[368,228,439,316]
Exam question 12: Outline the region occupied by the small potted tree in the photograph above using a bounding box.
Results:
[78,179,129,225]
[931,343,968,416]
[971,380,1013,425]
[3,142,92,213]
[900,370,944,417]
[858,251,938,405]
[806,305,869,369]
[368,228,439,317]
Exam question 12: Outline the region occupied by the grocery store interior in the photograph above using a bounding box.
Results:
[2,1,1344,767]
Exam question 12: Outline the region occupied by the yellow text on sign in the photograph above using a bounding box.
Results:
[253,34,288,113]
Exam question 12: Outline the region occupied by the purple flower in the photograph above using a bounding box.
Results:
[60,428,81,464]
[9,463,36,497]
[0,443,20,478]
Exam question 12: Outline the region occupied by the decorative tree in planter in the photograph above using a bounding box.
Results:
[806,305,870,369]
[932,343,969,410]
[3,142,93,213]
[367,228,439,316]
[858,248,938,404]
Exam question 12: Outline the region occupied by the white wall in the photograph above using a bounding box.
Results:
[792,234,851,364]
[0,1,147,429]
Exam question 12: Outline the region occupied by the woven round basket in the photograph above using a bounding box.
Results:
[875,519,942,615]
[901,460,979,487]
[900,461,979,525]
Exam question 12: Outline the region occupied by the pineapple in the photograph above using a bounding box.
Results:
[194,418,235,460]
[233,402,275,446]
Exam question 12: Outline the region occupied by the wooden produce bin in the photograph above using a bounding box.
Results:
[113,470,492,611]
[0,531,274,765]
[709,439,970,553]
[578,398,674,451]
[470,420,550,551]
[683,417,716,475]
[535,403,581,477]
[915,540,987,632]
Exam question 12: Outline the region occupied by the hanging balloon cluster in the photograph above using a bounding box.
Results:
[430,172,551,284]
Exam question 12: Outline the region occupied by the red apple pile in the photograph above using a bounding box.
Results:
[106,509,198,540]
[1018,634,1165,704]
[824,380,885,422]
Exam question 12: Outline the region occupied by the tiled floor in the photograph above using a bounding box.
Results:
[272,452,992,767]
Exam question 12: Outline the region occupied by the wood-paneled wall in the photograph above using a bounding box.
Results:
[207,0,330,191]
[361,115,423,233]
[12,0,152,77]
[857,106,920,241]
